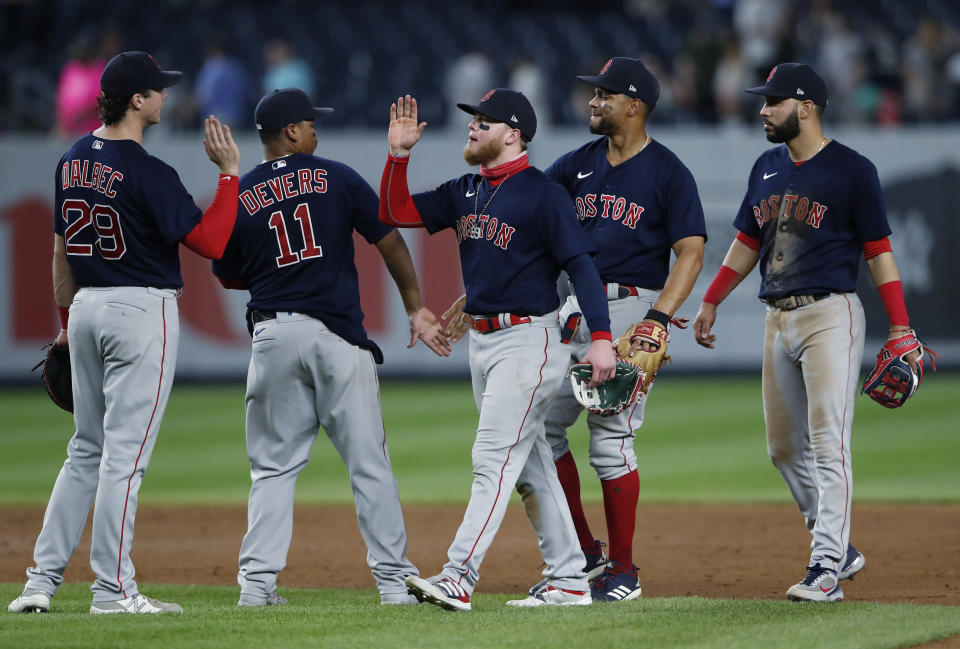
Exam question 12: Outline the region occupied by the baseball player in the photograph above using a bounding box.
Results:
[212,88,449,607]
[380,90,616,610]
[694,63,918,602]
[540,58,706,602]
[8,51,241,615]
[442,59,706,603]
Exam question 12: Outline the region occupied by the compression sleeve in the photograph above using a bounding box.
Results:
[877,280,909,327]
[181,174,239,259]
[566,253,611,341]
[379,154,425,227]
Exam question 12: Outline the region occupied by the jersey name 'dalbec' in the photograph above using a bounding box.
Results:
[212,152,392,361]
[733,141,891,300]
[411,166,594,316]
[546,137,706,290]
[54,134,202,288]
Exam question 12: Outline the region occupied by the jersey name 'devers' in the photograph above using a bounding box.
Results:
[574,193,645,229]
[454,212,517,250]
[239,168,328,215]
[751,192,829,229]
[60,158,124,198]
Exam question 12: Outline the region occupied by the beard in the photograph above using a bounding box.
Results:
[589,111,617,135]
[463,137,502,166]
[765,108,801,143]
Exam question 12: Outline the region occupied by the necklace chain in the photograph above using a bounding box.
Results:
[474,173,511,217]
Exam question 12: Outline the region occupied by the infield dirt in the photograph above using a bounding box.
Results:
[3,503,957,605]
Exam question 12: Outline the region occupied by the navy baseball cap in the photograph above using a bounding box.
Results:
[576,57,660,107]
[745,63,829,107]
[457,88,537,142]
[255,88,334,131]
[101,51,183,98]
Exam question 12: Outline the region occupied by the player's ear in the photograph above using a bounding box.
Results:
[283,122,299,144]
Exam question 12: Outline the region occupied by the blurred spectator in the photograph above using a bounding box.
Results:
[194,41,254,128]
[55,33,118,136]
[733,0,794,78]
[947,46,960,117]
[444,50,494,122]
[3,0,960,132]
[262,39,314,96]
[508,55,547,128]
[902,19,959,122]
[817,12,865,122]
[713,40,749,125]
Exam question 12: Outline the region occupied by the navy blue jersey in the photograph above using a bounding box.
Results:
[53,134,202,288]
[732,141,891,299]
[213,153,392,360]
[412,166,593,316]
[546,137,706,289]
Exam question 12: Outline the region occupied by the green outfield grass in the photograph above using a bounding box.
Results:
[2,584,959,649]
[2,376,959,648]
[1,374,957,505]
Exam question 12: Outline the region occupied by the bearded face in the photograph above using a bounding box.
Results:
[764,103,802,143]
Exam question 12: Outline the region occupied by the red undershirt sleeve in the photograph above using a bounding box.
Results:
[181,174,239,260]
[379,154,425,227]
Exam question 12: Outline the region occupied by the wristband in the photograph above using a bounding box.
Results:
[58,305,69,329]
[703,265,742,306]
[643,308,671,328]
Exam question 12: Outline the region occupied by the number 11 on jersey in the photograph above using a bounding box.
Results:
[268,202,323,268]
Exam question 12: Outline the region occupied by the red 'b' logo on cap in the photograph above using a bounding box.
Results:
[766,66,777,82]
[148,54,161,69]
[600,59,612,75]
[481,89,496,101]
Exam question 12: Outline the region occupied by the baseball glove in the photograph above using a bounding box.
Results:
[861,329,936,408]
[613,320,670,394]
[32,342,73,413]
[569,360,644,417]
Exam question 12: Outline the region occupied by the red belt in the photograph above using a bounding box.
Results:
[604,283,640,300]
[469,314,532,334]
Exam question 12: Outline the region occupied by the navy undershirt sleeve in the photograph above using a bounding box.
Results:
[565,252,610,336]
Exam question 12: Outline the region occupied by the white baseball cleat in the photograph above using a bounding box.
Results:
[786,565,844,602]
[8,588,51,613]
[405,574,471,611]
[90,593,183,614]
[506,585,591,607]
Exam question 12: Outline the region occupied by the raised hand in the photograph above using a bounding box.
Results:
[389,95,427,156]
[203,115,241,176]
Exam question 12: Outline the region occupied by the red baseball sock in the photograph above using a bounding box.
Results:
[601,470,639,571]
[554,451,596,549]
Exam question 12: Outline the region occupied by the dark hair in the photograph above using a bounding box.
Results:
[258,127,285,145]
[96,88,153,126]
[814,104,825,118]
